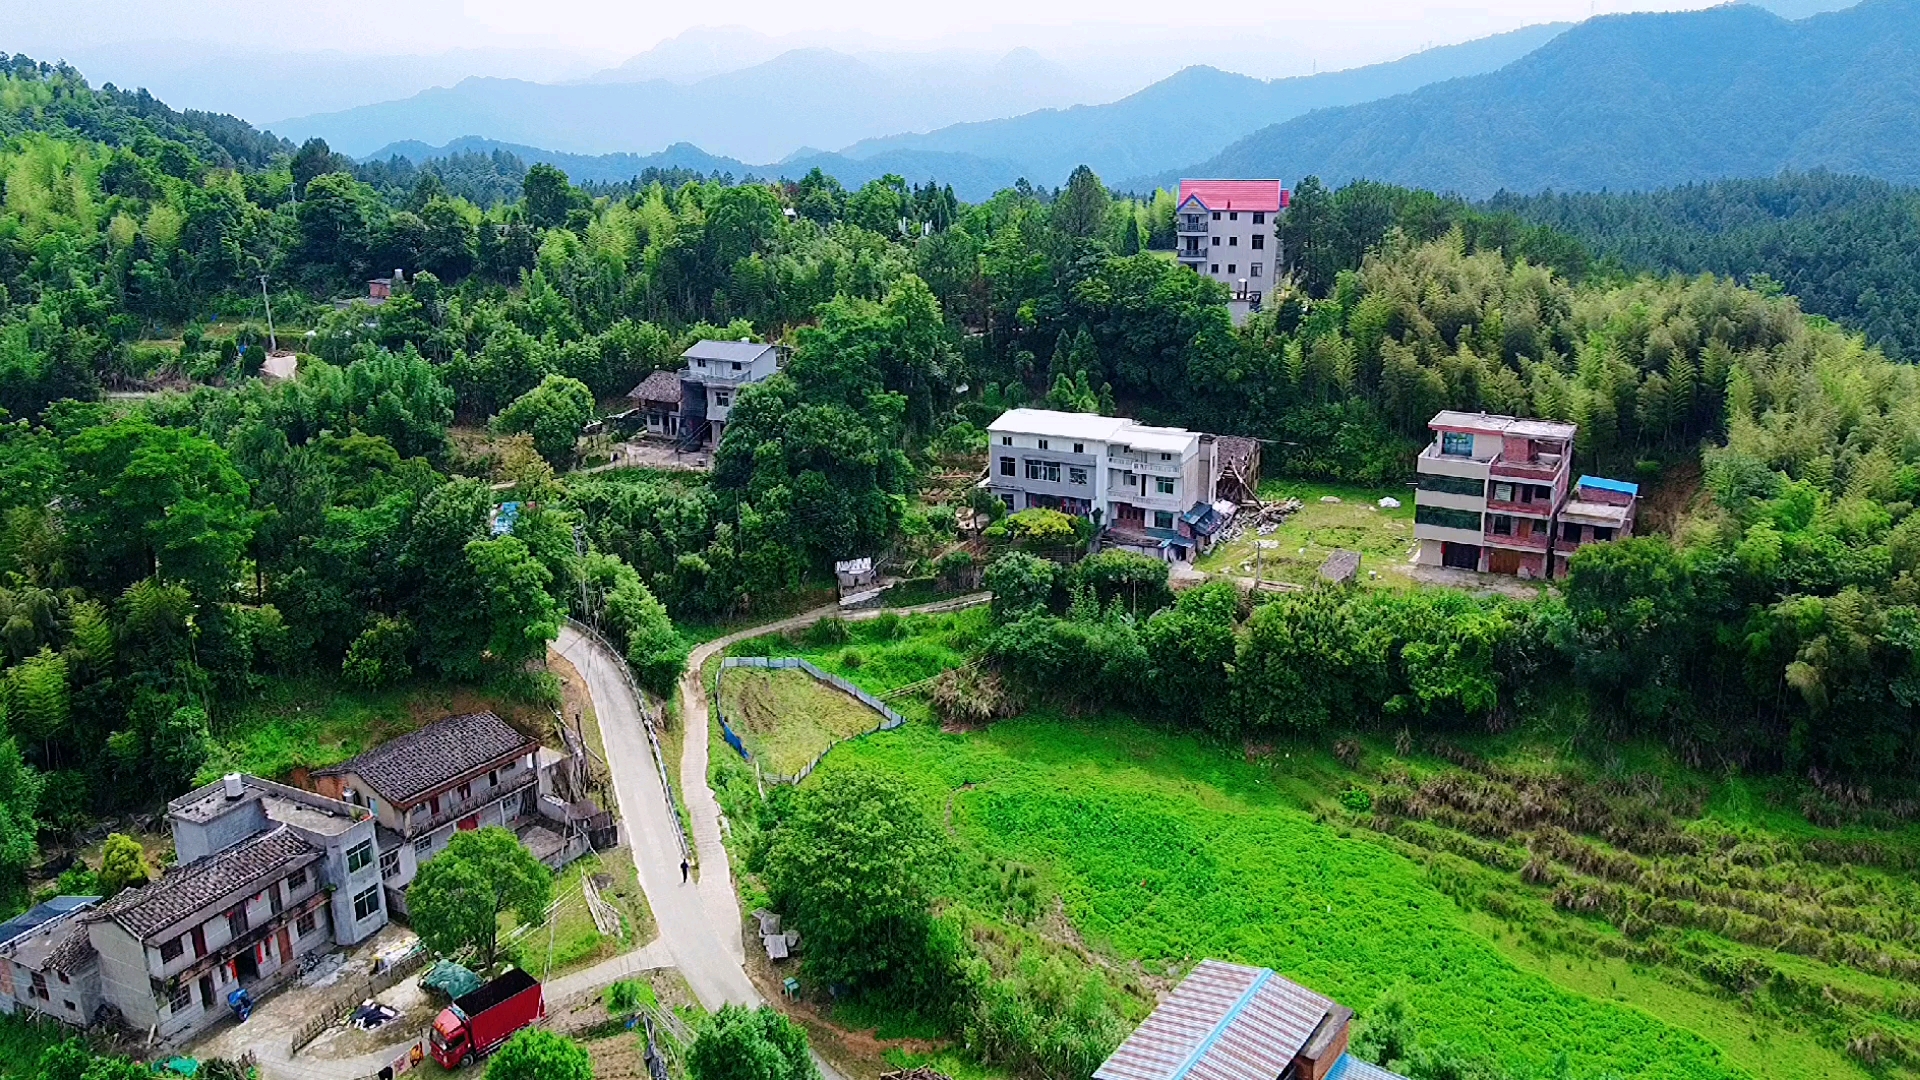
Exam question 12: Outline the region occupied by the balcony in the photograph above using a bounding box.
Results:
[1484,528,1549,551]
[682,364,759,384]
[403,771,537,838]
[1177,217,1208,234]
[1490,452,1565,481]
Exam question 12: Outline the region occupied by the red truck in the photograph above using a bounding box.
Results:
[429,968,545,1068]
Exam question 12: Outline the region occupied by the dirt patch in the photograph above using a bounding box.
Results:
[1637,456,1701,537]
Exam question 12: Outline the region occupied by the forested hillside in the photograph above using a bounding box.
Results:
[1489,173,1920,360]
[4,45,1920,954]
[1160,0,1920,196]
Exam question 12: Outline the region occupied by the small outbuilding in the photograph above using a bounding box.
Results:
[834,557,878,593]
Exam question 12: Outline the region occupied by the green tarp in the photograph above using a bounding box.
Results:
[422,959,483,1001]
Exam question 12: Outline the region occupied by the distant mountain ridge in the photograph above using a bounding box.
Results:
[273,46,1098,162]
[1149,0,1920,197]
[839,23,1570,192]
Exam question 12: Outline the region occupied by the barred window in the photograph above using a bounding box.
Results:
[1416,474,1486,497]
[1416,505,1483,532]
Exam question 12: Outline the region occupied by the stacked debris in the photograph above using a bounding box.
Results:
[1219,498,1303,545]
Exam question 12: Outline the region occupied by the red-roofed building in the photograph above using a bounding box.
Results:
[1175,180,1289,322]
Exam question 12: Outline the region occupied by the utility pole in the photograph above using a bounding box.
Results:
[258,274,278,352]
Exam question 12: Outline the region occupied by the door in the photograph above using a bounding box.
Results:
[1441,542,1480,570]
[458,814,479,831]
[1487,548,1522,575]
[277,928,294,968]
[198,975,215,1009]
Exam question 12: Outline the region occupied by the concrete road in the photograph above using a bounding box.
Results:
[554,627,761,1013]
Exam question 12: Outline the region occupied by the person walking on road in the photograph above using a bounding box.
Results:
[681,858,690,883]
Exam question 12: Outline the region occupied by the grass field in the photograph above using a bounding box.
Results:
[808,700,1912,1080]
[1196,479,1416,588]
[718,668,890,777]
[507,848,655,979]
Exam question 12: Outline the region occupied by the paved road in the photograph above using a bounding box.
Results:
[555,627,761,1013]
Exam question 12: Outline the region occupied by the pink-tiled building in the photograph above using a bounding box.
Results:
[1412,411,1638,579]
[1174,179,1288,322]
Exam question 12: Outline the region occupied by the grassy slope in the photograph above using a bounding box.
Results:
[719,668,889,777]
[824,712,1801,1080]
[1196,479,1417,588]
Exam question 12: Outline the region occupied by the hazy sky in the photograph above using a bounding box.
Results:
[16,0,1717,59]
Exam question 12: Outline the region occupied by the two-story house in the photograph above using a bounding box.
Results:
[1413,411,1639,579]
[1174,179,1288,322]
[625,339,787,449]
[0,897,103,1026]
[981,409,1244,562]
[310,711,547,917]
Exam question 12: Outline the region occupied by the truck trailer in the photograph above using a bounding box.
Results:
[429,968,545,1068]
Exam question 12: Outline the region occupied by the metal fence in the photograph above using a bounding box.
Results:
[714,655,907,785]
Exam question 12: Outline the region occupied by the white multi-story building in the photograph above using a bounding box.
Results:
[625,340,787,448]
[1174,179,1287,321]
[981,409,1250,561]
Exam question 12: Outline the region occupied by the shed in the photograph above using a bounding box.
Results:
[834,557,878,593]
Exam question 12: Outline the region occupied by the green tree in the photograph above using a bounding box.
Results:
[983,551,1057,619]
[97,832,151,894]
[409,826,553,965]
[1053,166,1110,240]
[484,1029,594,1080]
[687,1005,817,1080]
[345,348,454,459]
[763,769,952,1002]
[493,374,595,469]
[464,535,562,670]
[0,737,41,906]
[521,164,581,230]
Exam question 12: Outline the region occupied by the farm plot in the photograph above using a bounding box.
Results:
[719,667,888,777]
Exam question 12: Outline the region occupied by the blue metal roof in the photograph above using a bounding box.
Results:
[1577,475,1639,496]
[1326,1054,1411,1080]
[0,895,101,947]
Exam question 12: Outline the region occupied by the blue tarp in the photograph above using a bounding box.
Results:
[1577,475,1639,496]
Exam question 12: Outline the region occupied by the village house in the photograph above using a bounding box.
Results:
[625,339,787,449]
[0,776,390,1045]
[1174,179,1289,324]
[980,408,1257,563]
[1412,410,1639,579]
[1096,959,1406,1080]
[310,711,596,918]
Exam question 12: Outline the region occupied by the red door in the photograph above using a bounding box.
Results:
[458,814,479,831]
[277,928,294,966]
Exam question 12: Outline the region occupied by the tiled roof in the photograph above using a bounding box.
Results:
[627,370,684,402]
[1178,180,1287,214]
[93,826,317,942]
[44,923,97,973]
[1094,961,1334,1080]
[316,711,535,805]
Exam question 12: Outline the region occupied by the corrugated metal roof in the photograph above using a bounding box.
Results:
[1326,1054,1411,1080]
[0,896,99,949]
[1578,475,1640,495]
[1095,961,1333,1080]
[682,340,777,364]
[1178,180,1287,213]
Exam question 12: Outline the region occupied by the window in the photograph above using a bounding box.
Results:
[428,796,441,815]
[1490,515,1513,536]
[1227,235,1238,247]
[1156,477,1176,495]
[1160,452,1172,461]
[1416,505,1483,532]
[999,494,1015,509]
[731,361,742,371]
[1253,212,1265,225]
[1594,526,1615,542]
[29,973,46,1000]
[488,769,499,788]
[1226,264,1236,275]
[1440,431,1474,457]
[1416,474,1485,497]
[1001,436,1012,446]
[1210,235,1220,246]
[1210,211,1220,220]
[1068,467,1088,485]
[1251,234,1265,249]
[1250,263,1262,279]
[1229,211,1238,220]
[380,849,401,879]
[999,457,1015,476]
[352,886,381,922]
[1025,460,1061,483]
[714,392,730,407]
[1037,439,1049,450]
[414,835,433,856]
[1210,264,1219,274]
[170,984,192,1013]
[1492,482,1514,503]
[296,912,317,937]
[1073,442,1084,454]
[226,907,248,937]
[159,936,184,963]
[696,358,707,367]
[457,781,472,801]
[1154,510,1175,529]
[347,840,373,874]
[1560,522,1582,541]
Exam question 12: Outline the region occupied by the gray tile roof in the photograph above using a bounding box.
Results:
[44,923,97,974]
[316,711,536,805]
[628,369,684,403]
[1094,961,1335,1080]
[93,826,318,942]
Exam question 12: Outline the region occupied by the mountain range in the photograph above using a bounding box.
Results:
[1150,0,1920,196]
[273,46,1098,162]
